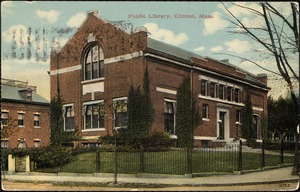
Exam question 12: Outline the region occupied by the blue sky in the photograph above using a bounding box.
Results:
[1,1,298,100]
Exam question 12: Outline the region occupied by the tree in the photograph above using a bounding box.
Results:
[1,116,18,140]
[176,76,200,148]
[125,66,154,148]
[50,97,63,146]
[222,2,299,175]
[268,96,298,141]
[241,93,255,145]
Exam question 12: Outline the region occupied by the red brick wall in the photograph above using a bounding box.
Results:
[50,11,269,147]
[2,102,50,148]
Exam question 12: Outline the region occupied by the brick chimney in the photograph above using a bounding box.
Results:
[257,73,268,85]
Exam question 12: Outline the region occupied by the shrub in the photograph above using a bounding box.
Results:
[1,148,9,171]
[99,131,174,151]
[33,146,72,168]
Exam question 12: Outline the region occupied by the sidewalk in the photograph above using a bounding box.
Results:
[2,166,299,186]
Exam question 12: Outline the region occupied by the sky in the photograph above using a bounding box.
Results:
[1,1,298,100]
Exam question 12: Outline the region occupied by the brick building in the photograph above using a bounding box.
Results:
[1,79,50,149]
[50,10,270,147]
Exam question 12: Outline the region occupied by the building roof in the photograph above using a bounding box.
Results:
[147,37,268,88]
[147,38,206,61]
[1,84,49,104]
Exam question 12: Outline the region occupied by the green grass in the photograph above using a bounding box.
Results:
[37,150,294,174]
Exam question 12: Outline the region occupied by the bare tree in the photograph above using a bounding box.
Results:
[222,2,299,175]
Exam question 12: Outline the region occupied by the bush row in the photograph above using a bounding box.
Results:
[250,140,295,151]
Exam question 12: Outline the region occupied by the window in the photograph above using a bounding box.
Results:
[1,111,8,129]
[235,89,240,103]
[1,140,8,148]
[227,87,233,101]
[84,44,104,80]
[114,99,127,129]
[253,115,259,139]
[84,102,104,129]
[202,104,209,119]
[164,100,176,134]
[26,91,32,101]
[33,114,40,127]
[219,84,225,99]
[236,110,241,123]
[201,80,208,96]
[63,105,75,131]
[210,82,217,98]
[34,140,41,148]
[18,113,25,127]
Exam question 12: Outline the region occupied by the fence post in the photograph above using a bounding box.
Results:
[186,148,192,175]
[96,150,100,173]
[280,138,284,164]
[140,149,145,173]
[261,140,265,169]
[238,140,243,172]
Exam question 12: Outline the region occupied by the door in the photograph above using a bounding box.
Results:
[217,108,230,142]
[219,112,226,140]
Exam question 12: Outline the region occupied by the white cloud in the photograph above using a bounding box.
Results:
[194,46,205,52]
[36,10,60,24]
[2,59,50,100]
[203,12,229,36]
[2,25,32,46]
[225,39,250,53]
[67,12,86,28]
[210,45,224,52]
[144,23,188,46]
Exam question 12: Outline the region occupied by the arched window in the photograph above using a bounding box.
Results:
[84,44,104,80]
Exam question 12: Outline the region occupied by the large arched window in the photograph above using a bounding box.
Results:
[84,44,104,80]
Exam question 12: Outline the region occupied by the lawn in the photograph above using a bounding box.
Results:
[37,150,294,174]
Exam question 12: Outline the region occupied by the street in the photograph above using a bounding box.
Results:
[2,180,299,191]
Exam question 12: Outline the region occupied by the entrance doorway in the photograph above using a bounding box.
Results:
[217,108,230,142]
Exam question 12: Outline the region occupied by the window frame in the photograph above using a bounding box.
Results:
[202,104,209,120]
[219,84,225,100]
[253,114,260,139]
[63,104,75,131]
[201,80,208,96]
[18,112,25,127]
[210,82,217,98]
[1,139,8,148]
[33,140,41,148]
[164,99,176,135]
[236,110,241,124]
[113,98,128,129]
[83,44,104,81]
[1,111,9,129]
[235,88,241,103]
[33,114,40,128]
[227,86,233,101]
[83,101,105,131]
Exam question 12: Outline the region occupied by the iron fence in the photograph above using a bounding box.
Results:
[96,145,240,175]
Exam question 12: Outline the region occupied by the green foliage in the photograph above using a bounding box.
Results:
[261,114,268,140]
[30,146,72,168]
[99,131,173,150]
[241,93,255,145]
[268,96,298,139]
[50,97,79,146]
[176,76,200,148]
[50,96,64,146]
[126,66,154,142]
[1,148,9,170]
[127,86,149,139]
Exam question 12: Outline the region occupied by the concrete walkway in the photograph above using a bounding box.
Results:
[2,166,299,186]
